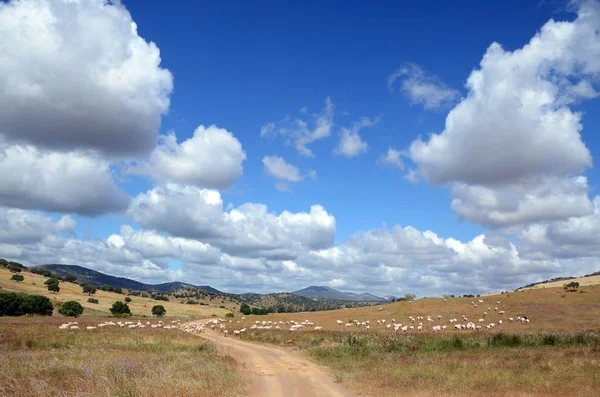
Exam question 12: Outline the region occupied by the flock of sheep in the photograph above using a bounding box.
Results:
[58,319,182,330]
[56,298,531,337]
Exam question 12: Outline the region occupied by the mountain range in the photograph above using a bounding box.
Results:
[35,264,388,301]
[292,286,387,301]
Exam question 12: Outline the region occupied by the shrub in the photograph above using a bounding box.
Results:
[0,291,53,316]
[110,301,131,317]
[154,295,169,302]
[58,301,84,317]
[151,305,166,317]
[45,278,60,293]
[225,312,235,318]
[124,297,132,303]
[240,303,251,315]
[87,298,99,304]
[8,264,22,273]
[11,274,24,282]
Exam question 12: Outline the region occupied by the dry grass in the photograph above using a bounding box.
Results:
[235,285,600,396]
[0,267,231,319]
[242,284,600,333]
[0,316,245,397]
[524,274,600,289]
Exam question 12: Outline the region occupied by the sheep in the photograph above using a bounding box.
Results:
[233,330,240,336]
[498,320,503,325]
[345,323,352,327]
[224,330,228,337]
[509,317,514,322]
[478,318,485,323]
[314,326,323,331]
[336,320,343,325]
[432,325,441,333]
[401,325,408,332]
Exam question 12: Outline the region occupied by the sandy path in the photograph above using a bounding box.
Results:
[193,325,357,397]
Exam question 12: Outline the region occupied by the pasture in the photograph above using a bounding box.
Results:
[0,267,231,319]
[232,285,600,396]
[0,316,244,397]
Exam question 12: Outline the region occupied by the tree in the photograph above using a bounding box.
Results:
[110,301,131,317]
[151,305,166,317]
[11,274,24,282]
[240,303,251,315]
[124,297,132,303]
[0,292,53,316]
[64,275,77,283]
[82,284,97,296]
[87,298,99,304]
[564,281,580,292]
[45,278,60,293]
[8,264,22,273]
[404,293,416,301]
[58,301,84,317]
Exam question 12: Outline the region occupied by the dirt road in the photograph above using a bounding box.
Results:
[197,327,357,397]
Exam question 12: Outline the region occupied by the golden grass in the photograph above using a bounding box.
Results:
[235,285,600,396]
[0,316,245,397]
[0,267,231,319]
[524,274,600,289]
[241,284,600,333]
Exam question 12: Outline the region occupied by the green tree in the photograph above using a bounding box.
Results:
[64,275,77,283]
[87,298,99,304]
[8,264,22,273]
[58,301,84,317]
[125,297,132,303]
[82,284,97,295]
[404,293,416,301]
[240,303,251,315]
[45,278,60,293]
[151,305,166,317]
[11,274,24,282]
[110,301,131,317]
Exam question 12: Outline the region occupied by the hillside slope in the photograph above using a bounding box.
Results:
[37,264,219,293]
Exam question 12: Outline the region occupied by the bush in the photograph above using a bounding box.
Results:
[110,301,131,317]
[124,297,132,303]
[11,274,24,282]
[87,298,99,304]
[45,278,60,293]
[0,291,53,316]
[225,312,235,318]
[58,301,84,317]
[154,295,169,302]
[240,303,251,315]
[151,305,166,317]
[8,264,22,273]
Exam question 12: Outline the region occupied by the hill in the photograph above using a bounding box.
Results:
[36,264,220,293]
[293,286,385,301]
[517,271,600,290]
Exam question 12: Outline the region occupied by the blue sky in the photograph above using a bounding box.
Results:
[1,0,600,296]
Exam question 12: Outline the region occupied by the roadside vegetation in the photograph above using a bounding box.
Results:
[0,317,245,397]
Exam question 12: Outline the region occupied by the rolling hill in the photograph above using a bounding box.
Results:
[293,286,386,301]
[36,264,220,293]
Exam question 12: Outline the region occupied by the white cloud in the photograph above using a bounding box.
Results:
[378,147,405,169]
[0,207,75,244]
[409,2,600,227]
[128,184,337,259]
[261,97,334,157]
[262,156,303,182]
[0,0,173,158]
[388,63,459,109]
[0,143,130,216]
[308,170,317,180]
[333,117,379,158]
[275,182,291,193]
[129,125,246,190]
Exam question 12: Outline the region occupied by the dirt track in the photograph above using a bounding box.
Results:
[197,327,357,397]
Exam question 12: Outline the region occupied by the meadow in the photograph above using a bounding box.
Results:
[0,267,231,319]
[0,316,245,397]
[236,284,600,396]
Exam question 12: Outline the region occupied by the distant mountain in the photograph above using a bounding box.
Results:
[35,264,220,293]
[293,286,385,301]
[383,294,398,301]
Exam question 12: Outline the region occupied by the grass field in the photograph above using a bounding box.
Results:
[0,316,245,397]
[0,267,231,319]
[236,284,600,396]
[524,274,600,289]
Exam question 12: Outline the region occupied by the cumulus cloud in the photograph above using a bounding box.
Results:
[0,0,173,158]
[333,116,380,158]
[378,147,406,169]
[409,2,600,227]
[261,97,334,157]
[0,143,130,216]
[0,207,75,244]
[128,184,337,259]
[129,125,246,190]
[262,156,303,182]
[388,63,459,109]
